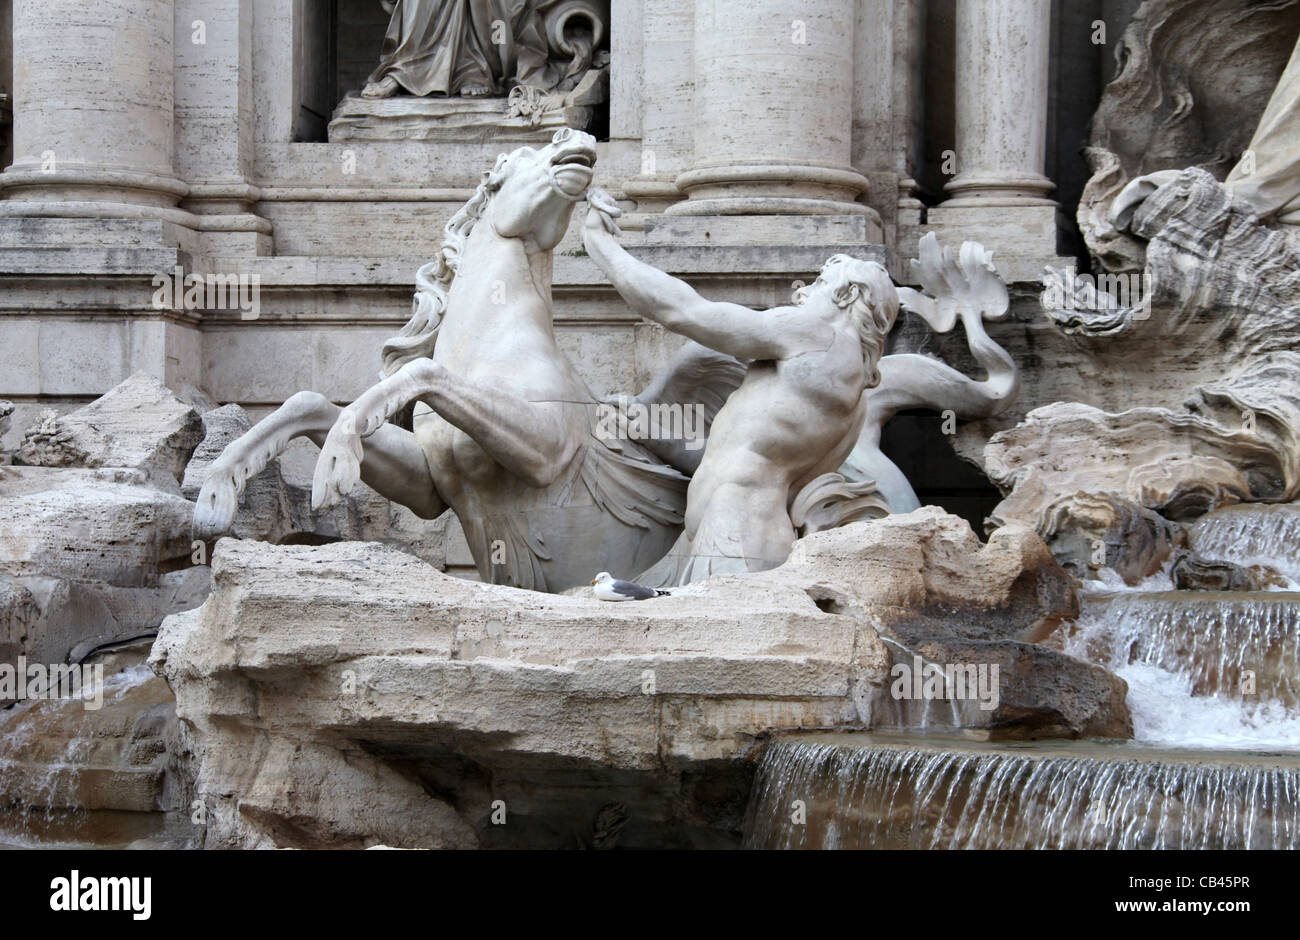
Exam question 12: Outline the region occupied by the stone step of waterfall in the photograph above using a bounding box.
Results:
[0,669,174,767]
[1189,502,1300,582]
[0,807,194,850]
[1053,591,1300,709]
[0,760,163,813]
[743,733,1300,850]
[0,663,178,834]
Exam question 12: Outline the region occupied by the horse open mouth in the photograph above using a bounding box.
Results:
[551,149,597,196]
[553,151,595,169]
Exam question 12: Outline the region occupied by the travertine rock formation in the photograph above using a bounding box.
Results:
[0,575,40,670]
[1034,492,1184,586]
[0,372,459,678]
[152,508,1129,849]
[16,372,204,490]
[0,466,202,671]
[0,376,212,674]
[1003,168,1300,560]
[815,509,1127,741]
[1169,552,1287,593]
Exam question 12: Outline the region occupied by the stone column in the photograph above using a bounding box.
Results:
[175,0,271,254]
[622,0,695,213]
[0,0,201,416]
[943,0,1054,206]
[2,0,185,211]
[927,0,1063,281]
[667,0,874,219]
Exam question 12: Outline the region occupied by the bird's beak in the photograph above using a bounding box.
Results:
[590,578,596,585]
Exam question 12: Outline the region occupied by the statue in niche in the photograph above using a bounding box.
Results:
[332,0,610,141]
[362,0,554,99]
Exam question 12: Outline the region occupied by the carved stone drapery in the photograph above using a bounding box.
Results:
[331,0,610,142]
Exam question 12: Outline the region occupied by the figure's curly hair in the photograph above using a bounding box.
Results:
[817,255,900,389]
[379,151,520,378]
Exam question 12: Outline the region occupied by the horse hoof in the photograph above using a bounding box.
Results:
[193,473,238,538]
[312,429,362,510]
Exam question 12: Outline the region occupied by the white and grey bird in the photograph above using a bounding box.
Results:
[591,571,670,601]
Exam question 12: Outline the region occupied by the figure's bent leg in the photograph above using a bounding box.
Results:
[194,391,443,537]
[313,359,583,509]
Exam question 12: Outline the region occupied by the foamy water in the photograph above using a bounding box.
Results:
[1068,525,1300,751]
[1117,662,1300,750]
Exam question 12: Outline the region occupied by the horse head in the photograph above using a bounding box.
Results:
[484,127,597,251]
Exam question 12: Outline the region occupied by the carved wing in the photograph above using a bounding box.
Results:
[615,340,748,476]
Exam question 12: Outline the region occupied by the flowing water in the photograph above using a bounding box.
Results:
[1061,505,1300,750]
[1189,503,1300,583]
[745,735,1300,849]
[0,658,192,849]
[745,503,1300,848]
[1066,593,1300,711]
[1058,591,1300,750]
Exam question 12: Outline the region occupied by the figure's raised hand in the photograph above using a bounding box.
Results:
[585,187,622,236]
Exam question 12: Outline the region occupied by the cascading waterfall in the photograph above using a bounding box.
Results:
[1073,593,1300,707]
[1189,504,1300,583]
[743,504,1300,848]
[1062,595,1300,749]
[745,736,1300,850]
[1060,505,1300,749]
[0,663,186,848]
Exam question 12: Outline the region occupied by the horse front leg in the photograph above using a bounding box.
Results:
[312,358,583,510]
[194,390,444,537]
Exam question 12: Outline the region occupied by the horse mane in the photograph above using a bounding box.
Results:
[379,152,516,378]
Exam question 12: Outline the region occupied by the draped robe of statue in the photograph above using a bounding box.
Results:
[1226,34,1300,225]
[366,0,555,98]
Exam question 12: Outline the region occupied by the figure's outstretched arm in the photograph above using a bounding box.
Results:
[583,189,818,361]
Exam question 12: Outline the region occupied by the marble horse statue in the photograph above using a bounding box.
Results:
[193,127,741,592]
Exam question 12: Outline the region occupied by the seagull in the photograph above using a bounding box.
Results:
[591,571,670,601]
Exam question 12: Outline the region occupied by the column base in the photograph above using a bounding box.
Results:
[621,178,685,216]
[0,166,188,209]
[923,203,1071,283]
[942,172,1057,208]
[667,163,878,224]
[0,167,273,246]
[667,195,878,218]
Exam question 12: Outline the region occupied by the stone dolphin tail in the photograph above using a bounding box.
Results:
[191,128,733,594]
[839,233,1020,513]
